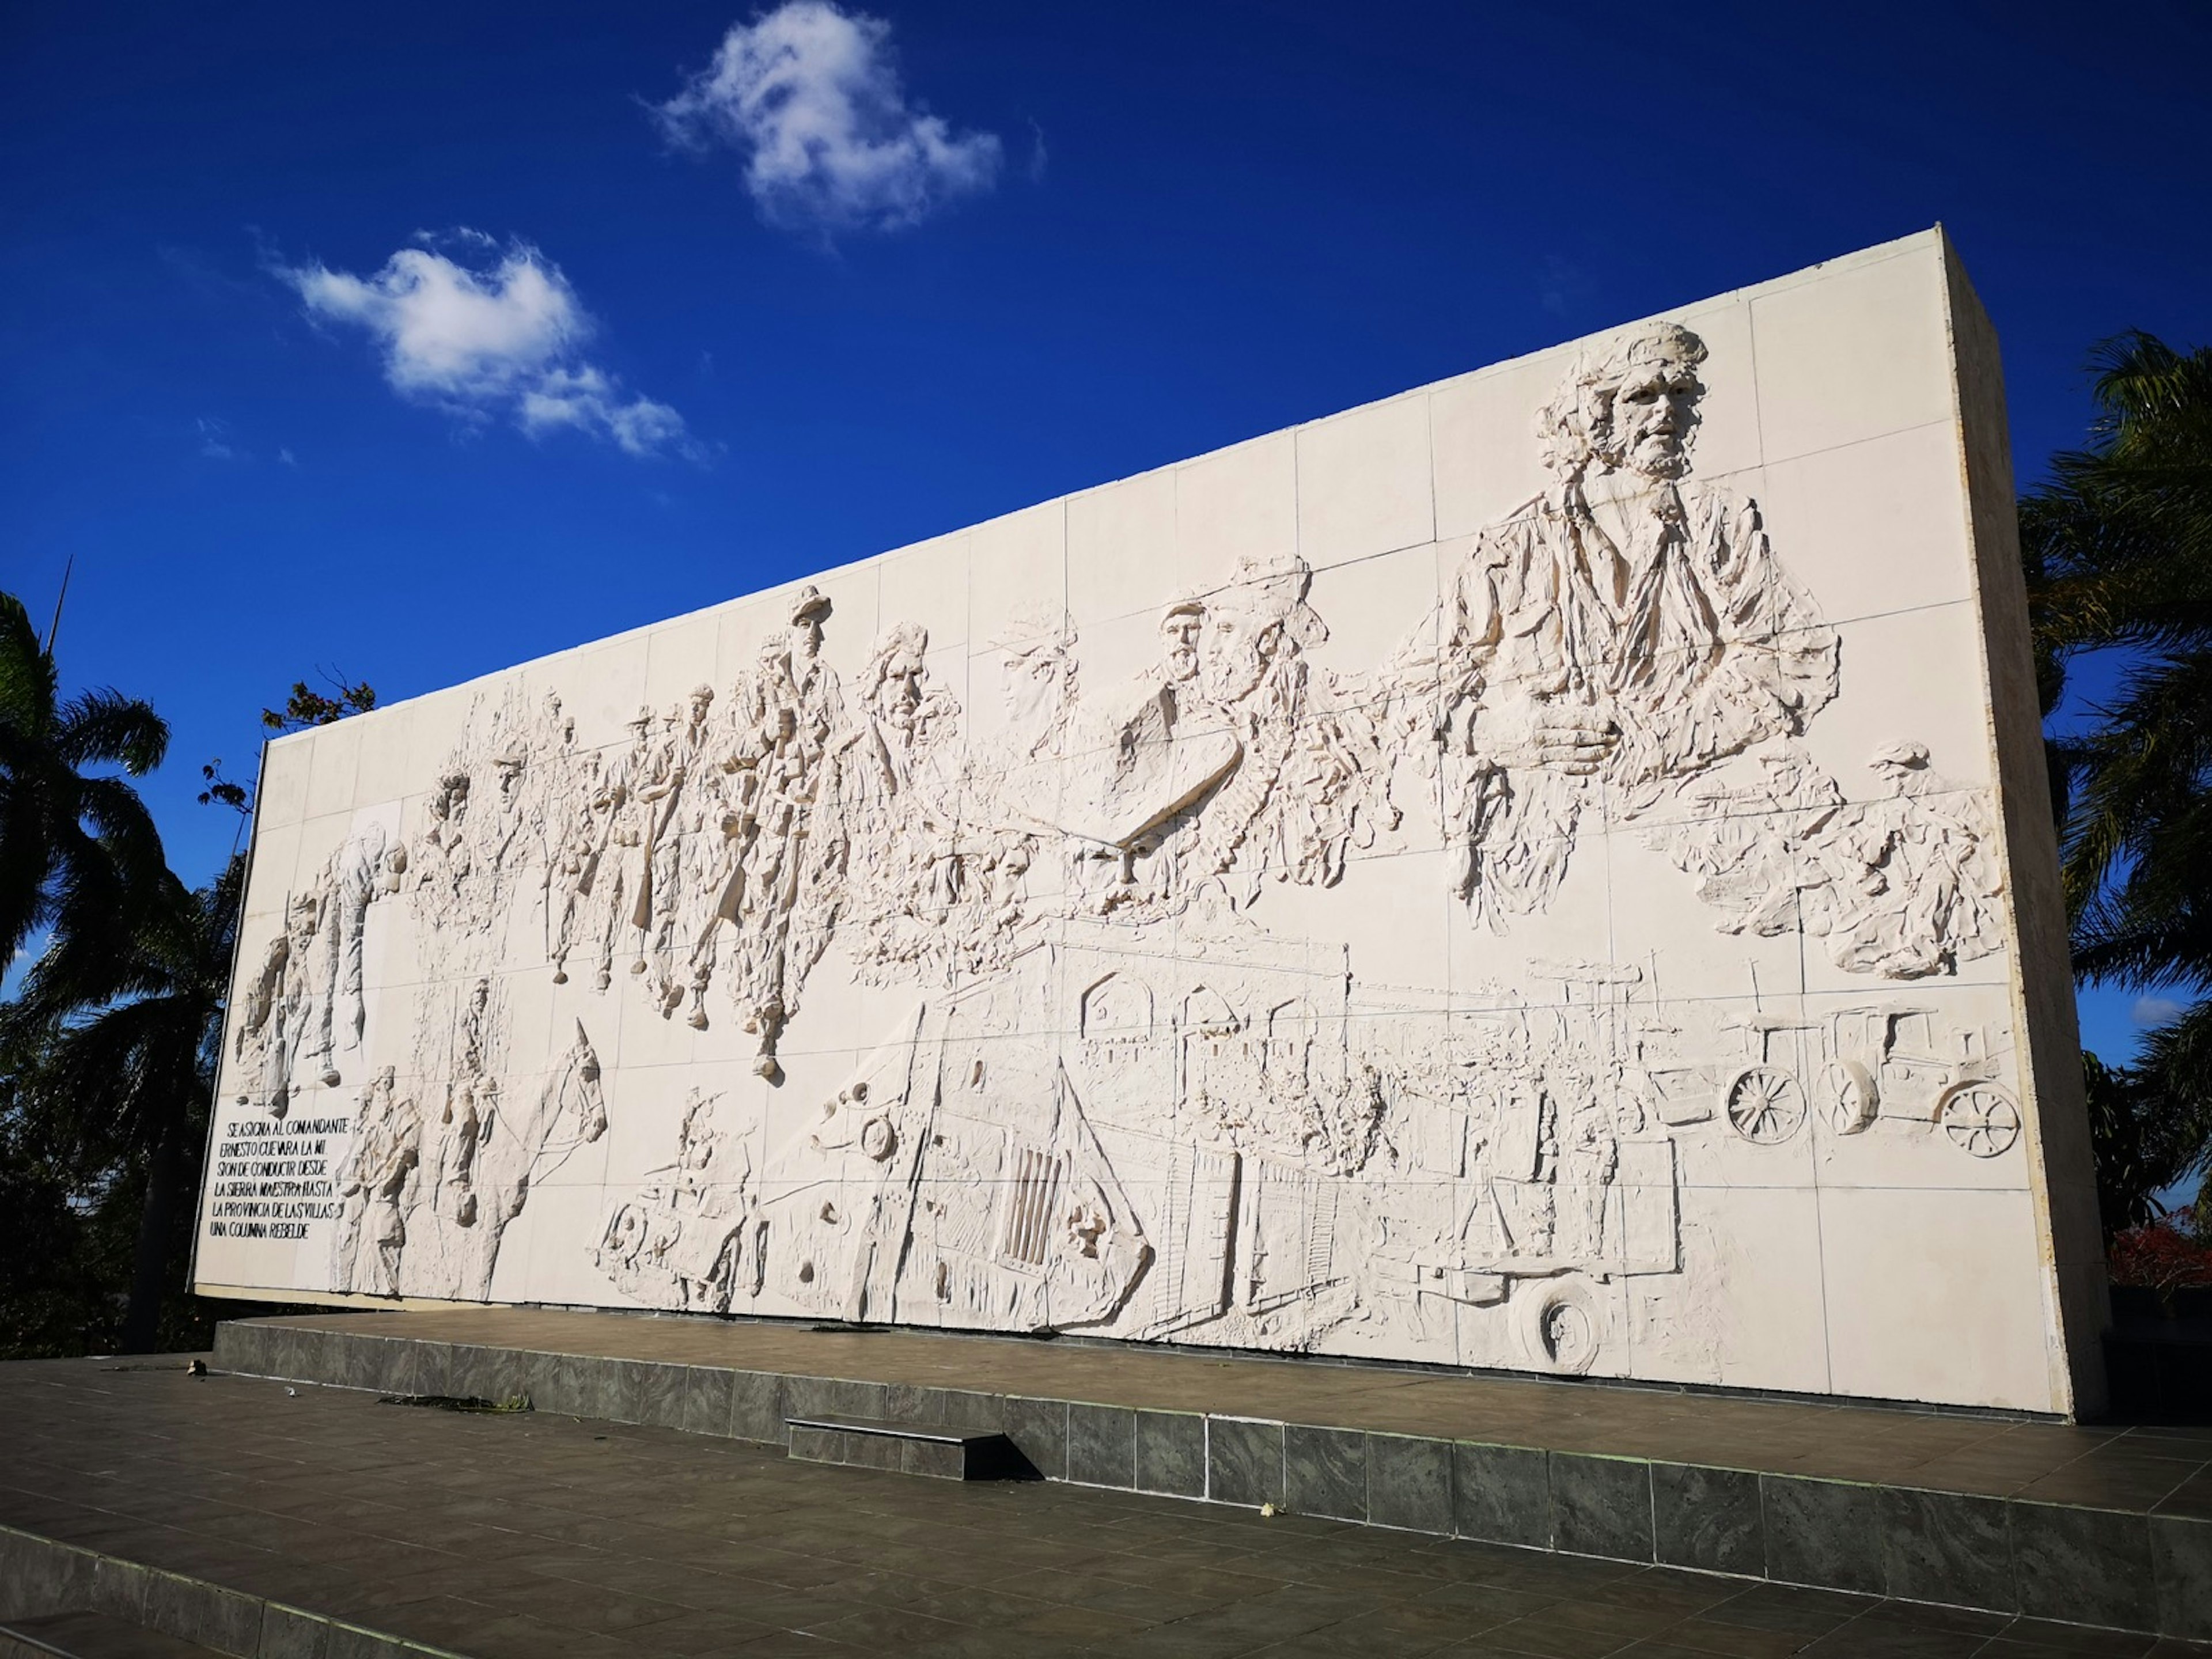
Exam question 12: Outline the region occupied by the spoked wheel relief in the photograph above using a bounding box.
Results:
[1938,1082,2022,1158]
[1725,1065,1808,1145]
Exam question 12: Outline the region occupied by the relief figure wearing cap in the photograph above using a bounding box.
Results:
[1067,555,1395,919]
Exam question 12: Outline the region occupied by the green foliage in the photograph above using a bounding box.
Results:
[263,672,376,734]
[2085,1040,2212,1238]
[0,589,169,975]
[2024,334,2212,1236]
[0,1072,120,1358]
[0,851,248,1353]
[0,1042,301,1359]
[200,671,376,817]
[7,854,238,1152]
[2,592,352,1353]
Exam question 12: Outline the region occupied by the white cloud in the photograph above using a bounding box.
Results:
[657,2,1002,235]
[280,237,694,459]
[2134,995,2188,1027]
[197,415,243,460]
[517,366,690,458]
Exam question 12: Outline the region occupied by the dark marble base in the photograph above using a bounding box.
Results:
[786,1414,1029,1481]
[0,1524,433,1658]
[1,1609,225,1657]
[210,1317,2212,1639]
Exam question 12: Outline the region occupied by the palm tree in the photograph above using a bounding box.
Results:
[2022,332,2212,1232]
[3,853,243,1352]
[0,589,171,975]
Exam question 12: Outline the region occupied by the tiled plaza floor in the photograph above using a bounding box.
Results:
[2,1357,2206,1659]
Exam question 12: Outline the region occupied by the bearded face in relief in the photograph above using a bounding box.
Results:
[1198,556,1324,709]
[1200,602,1278,707]
[1158,603,1203,685]
[1603,344,1704,480]
[1536,322,1710,484]
[866,624,930,734]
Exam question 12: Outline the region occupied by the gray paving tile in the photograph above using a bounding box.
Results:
[1212,1417,1287,1510]
[1652,1461,1762,1578]
[0,1334,2199,1652]
[1368,1434,1452,1537]
[1877,1486,2013,1613]
[1136,1410,1206,1498]
[1762,1476,1883,1597]
[1286,1425,1368,1523]
[1069,1403,1137,1488]
[2011,1502,2156,1630]
[1551,1453,1652,1564]
[2153,1513,2212,1641]
[1453,1443,1552,1550]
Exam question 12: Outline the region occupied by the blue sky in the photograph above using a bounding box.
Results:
[5,0,2208,1063]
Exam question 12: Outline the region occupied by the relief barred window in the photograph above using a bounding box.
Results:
[1000,1145,1065,1269]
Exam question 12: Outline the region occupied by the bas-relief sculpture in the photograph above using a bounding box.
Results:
[205,307,2044,1404]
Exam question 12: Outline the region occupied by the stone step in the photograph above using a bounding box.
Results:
[208,1313,2212,1639]
[0,1612,222,1658]
[0,1524,459,1659]
[785,1412,1031,1481]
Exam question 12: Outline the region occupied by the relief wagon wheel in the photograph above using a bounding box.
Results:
[1821,1060,1877,1136]
[1517,1277,1604,1376]
[1938,1082,2021,1158]
[1725,1065,1807,1145]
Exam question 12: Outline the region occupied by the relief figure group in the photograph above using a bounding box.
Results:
[218,320,2022,1347]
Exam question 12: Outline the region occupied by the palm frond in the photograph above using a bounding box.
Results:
[52,690,169,776]
[0,592,58,736]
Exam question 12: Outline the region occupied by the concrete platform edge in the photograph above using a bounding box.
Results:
[210,1319,2212,1639]
[0,1521,464,1659]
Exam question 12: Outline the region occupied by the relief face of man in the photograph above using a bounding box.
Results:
[1575,320,1690,484]
[999,642,1065,733]
[792,613,824,662]
[787,585,831,672]
[873,631,928,732]
[1158,604,1202,685]
[1199,599,1277,707]
[755,632,794,701]
[1601,347,1699,480]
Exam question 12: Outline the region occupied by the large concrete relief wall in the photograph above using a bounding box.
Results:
[195,231,2103,1415]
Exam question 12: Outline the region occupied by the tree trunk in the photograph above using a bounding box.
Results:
[118,1116,182,1354]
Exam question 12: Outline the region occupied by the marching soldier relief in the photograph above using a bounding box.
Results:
[195,235,2105,1415]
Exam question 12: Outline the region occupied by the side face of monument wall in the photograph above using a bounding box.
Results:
[194,230,2103,1415]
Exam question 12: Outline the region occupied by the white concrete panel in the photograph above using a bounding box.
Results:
[350,703,416,812]
[1068,468,1175,627]
[1752,242,1953,465]
[968,502,1061,653]
[882,528,972,656]
[1759,420,1979,626]
[301,718,362,821]
[256,736,312,830]
[641,611,720,710]
[1819,1184,2052,1410]
[1296,392,1432,571]
[1176,430,1296,581]
[1431,355,1559,545]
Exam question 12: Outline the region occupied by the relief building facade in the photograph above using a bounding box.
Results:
[194,230,2108,1416]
